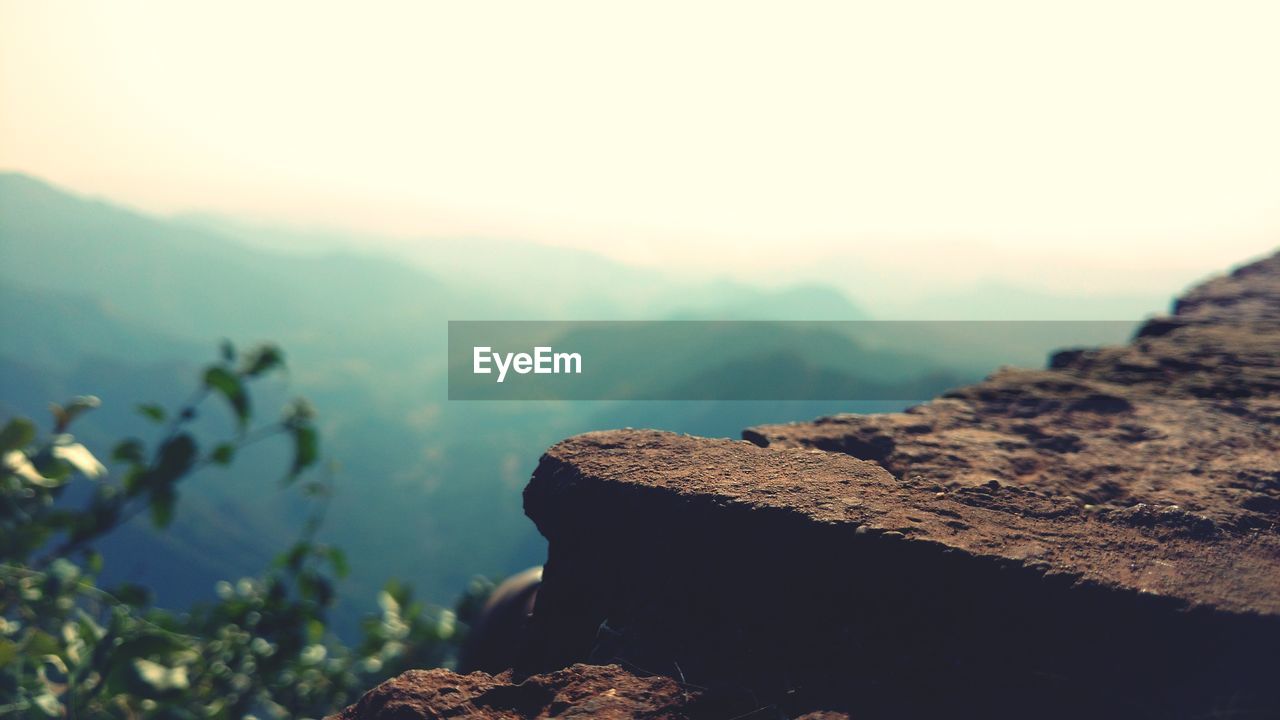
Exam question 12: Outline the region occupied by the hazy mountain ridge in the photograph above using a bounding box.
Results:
[182,213,872,321]
[0,172,891,635]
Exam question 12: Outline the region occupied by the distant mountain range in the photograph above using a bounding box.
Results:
[0,172,1149,637]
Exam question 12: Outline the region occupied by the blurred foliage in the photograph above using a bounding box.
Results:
[0,344,482,718]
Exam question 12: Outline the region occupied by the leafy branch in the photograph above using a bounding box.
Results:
[0,342,470,719]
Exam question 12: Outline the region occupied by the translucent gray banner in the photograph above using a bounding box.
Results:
[447,321,1138,401]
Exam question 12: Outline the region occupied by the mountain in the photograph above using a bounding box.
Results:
[178,215,871,321]
[0,283,203,372]
[0,173,898,636]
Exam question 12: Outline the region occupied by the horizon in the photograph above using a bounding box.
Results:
[2,169,1224,321]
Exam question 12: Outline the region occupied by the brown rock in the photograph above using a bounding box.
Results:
[530,429,1279,616]
[522,429,1279,715]
[517,251,1280,718]
[328,664,700,720]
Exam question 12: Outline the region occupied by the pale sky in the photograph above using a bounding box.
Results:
[2,1,1278,295]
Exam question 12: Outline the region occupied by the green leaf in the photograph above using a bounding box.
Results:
[240,344,285,377]
[0,638,18,668]
[281,542,309,571]
[284,397,317,426]
[22,630,60,658]
[204,367,250,428]
[288,425,319,481]
[148,433,197,489]
[136,404,167,423]
[209,443,235,466]
[113,439,146,464]
[0,417,35,452]
[33,692,61,717]
[122,466,146,495]
[49,557,80,584]
[325,546,349,578]
[298,571,333,606]
[306,618,325,644]
[151,486,176,528]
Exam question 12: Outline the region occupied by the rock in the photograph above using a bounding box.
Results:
[326,663,701,720]
[515,251,1280,718]
[521,429,1279,717]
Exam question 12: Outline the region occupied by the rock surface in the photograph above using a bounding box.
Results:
[332,251,1279,719]
[749,251,1280,534]
[328,664,701,720]
[522,430,1279,717]
[327,663,851,720]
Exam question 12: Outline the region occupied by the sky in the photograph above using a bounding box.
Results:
[3,1,1279,296]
